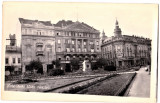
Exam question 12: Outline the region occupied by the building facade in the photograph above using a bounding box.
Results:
[19,18,56,74]
[54,20,101,71]
[101,20,151,69]
[5,34,21,75]
[19,18,101,73]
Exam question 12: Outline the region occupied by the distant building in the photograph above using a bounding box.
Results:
[19,18,56,74]
[54,20,101,71]
[101,20,151,68]
[5,34,21,75]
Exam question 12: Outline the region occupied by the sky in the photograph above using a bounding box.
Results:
[3,2,158,46]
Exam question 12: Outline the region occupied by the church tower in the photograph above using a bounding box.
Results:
[114,19,122,37]
[102,30,107,42]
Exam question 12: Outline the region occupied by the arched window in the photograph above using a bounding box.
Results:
[66,56,70,61]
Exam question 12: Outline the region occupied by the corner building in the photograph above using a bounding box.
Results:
[54,20,101,71]
[19,18,56,74]
[101,20,151,69]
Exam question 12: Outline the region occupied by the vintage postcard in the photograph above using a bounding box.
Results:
[1,1,158,103]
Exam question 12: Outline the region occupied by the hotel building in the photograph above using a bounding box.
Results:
[101,20,151,68]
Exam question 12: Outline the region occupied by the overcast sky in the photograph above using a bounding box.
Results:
[3,2,158,46]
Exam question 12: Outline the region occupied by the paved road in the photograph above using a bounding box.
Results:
[126,66,150,97]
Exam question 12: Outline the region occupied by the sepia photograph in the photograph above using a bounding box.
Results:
[1,1,158,103]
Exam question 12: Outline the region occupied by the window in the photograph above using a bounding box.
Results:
[46,45,52,52]
[37,30,41,35]
[90,41,93,45]
[72,40,75,44]
[69,32,71,36]
[18,58,21,63]
[66,32,69,36]
[91,49,94,52]
[58,47,61,52]
[65,39,68,44]
[36,45,43,51]
[84,48,87,52]
[66,39,71,44]
[57,32,59,36]
[91,56,94,60]
[5,58,8,64]
[13,58,15,64]
[78,41,80,44]
[79,33,82,37]
[66,56,70,60]
[66,48,70,52]
[25,29,27,34]
[93,34,95,38]
[96,41,99,45]
[87,65,89,68]
[78,48,81,52]
[79,57,82,60]
[72,48,75,52]
[58,39,61,44]
[59,58,61,60]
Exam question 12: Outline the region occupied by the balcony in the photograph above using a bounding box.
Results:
[6,45,17,51]
[36,51,44,56]
[36,43,43,47]
[64,51,98,56]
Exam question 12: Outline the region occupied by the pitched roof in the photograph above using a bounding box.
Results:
[19,18,53,26]
[63,21,100,34]
[54,20,74,27]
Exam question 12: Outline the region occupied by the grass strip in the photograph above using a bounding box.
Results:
[77,73,136,96]
[43,77,97,92]
[61,74,117,93]
[114,72,136,96]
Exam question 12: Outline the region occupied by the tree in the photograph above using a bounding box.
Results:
[70,58,80,71]
[28,60,43,74]
[8,65,15,75]
[91,62,98,70]
[95,58,107,68]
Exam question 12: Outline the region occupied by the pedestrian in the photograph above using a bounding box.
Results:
[148,65,151,75]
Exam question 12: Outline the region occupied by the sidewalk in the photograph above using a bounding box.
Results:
[126,66,150,97]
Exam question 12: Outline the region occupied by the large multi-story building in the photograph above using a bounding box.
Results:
[19,18,56,74]
[101,20,151,68]
[5,34,21,75]
[54,20,101,71]
[19,18,101,73]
